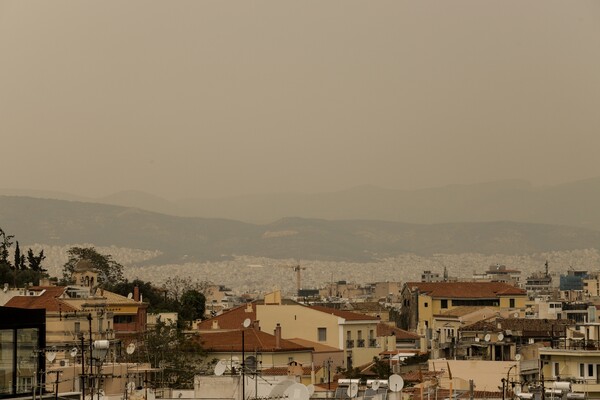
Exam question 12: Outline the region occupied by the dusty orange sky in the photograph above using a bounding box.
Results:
[1,1,599,199]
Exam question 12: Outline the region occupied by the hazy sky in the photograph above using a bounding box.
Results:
[1,1,599,199]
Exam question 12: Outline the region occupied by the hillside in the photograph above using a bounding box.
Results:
[2,196,600,264]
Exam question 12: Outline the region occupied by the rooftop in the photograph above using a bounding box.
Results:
[404,281,526,299]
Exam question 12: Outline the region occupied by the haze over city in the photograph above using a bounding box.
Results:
[1,1,599,201]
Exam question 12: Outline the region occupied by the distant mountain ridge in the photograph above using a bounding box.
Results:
[4,178,600,229]
[1,195,600,264]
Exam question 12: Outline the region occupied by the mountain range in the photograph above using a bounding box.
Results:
[3,178,600,229]
[2,191,600,264]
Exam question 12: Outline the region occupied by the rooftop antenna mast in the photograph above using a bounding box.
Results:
[545,261,549,277]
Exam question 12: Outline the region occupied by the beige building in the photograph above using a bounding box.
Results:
[400,281,527,332]
[429,359,520,393]
[256,303,381,369]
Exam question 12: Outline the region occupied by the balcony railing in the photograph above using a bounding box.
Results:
[357,339,365,348]
[346,340,355,348]
[369,339,378,348]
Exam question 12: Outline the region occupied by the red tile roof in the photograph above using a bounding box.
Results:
[404,282,525,299]
[199,328,313,353]
[377,323,420,340]
[197,303,256,330]
[308,305,380,321]
[5,286,77,312]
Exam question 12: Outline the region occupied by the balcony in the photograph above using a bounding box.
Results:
[346,340,355,348]
[357,339,365,348]
[369,339,378,348]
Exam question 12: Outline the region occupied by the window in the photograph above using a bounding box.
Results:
[318,327,327,342]
[553,362,560,377]
[580,363,585,378]
[347,331,352,340]
[510,299,515,308]
[441,300,448,309]
[357,331,362,340]
[424,302,428,308]
[589,364,595,378]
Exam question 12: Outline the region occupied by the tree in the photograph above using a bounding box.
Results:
[13,241,26,270]
[61,247,125,285]
[370,357,391,379]
[131,319,206,389]
[179,289,206,324]
[0,228,14,268]
[107,279,177,312]
[27,248,46,272]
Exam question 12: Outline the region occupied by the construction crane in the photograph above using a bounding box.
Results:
[277,264,306,294]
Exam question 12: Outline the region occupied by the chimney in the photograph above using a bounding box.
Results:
[253,320,260,330]
[246,303,253,313]
[134,286,140,302]
[212,320,220,330]
[274,323,282,348]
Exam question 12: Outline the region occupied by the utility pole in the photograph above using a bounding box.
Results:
[88,313,93,400]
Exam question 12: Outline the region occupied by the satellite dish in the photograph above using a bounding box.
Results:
[127,382,136,392]
[484,334,491,342]
[70,347,78,357]
[347,383,359,398]
[269,380,296,398]
[284,383,310,400]
[126,343,136,355]
[514,312,519,318]
[127,293,133,299]
[474,337,480,342]
[245,356,257,372]
[515,354,522,361]
[46,348,57,362]
[372,381,381,390]
[214,360,227,376]
[243,318,251,328]
[3,283,8,293]
[307,384,315,396]
[497,333,504,341]
[389,374,404,392]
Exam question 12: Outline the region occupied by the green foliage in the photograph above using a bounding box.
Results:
[0,228,14,268]
[179,289,206,324]
[130,319,206,389]
[26,249,46,272]
[107,279,178,313]
[370,357,392,379]
[61,246,125,285]
[0,227,48,287]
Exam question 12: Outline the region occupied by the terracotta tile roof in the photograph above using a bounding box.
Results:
[197,303,256,330]
[462,318,570,336]
[436,306,495,318]
[199,328,313,353]
[5,286,77,312]
[262,365,322,376]
[402,370,444,383]
[308,305,380,321]
[404,282,525,299]
[286,338,343,353]
[377,323,420,340]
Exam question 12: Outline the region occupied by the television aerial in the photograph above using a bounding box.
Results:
[126,343,136,355]
[389,374,404,392]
